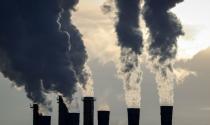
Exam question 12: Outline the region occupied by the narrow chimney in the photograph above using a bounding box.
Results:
[69,113,80,125]
[160,106,173,125]
[39,116,51,125]
[127,108,140,125]
[58,96,69,125]
[31,104,51,125]
[82,97,95,125]
[98,110,110,125]
[32,104,39,125]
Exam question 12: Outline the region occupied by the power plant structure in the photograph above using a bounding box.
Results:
[127,108,140,125]
[160,106,173,125]
[31,96,174,125]
[58,96,80,125]
[31,104,51,125]
[98,110,110,125]
[82,97,96,125]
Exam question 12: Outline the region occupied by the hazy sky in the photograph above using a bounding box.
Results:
[0,0,210,125]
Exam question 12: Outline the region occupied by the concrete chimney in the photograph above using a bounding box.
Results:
[32,104,39,125]
[69,113,80,125]
[31,104,51,125]
[98,110,110,125]
[160,106,173,125]
[127,108,140,125]
[39,116,51,125]
[58,96,69,125]
[82,97,95,125]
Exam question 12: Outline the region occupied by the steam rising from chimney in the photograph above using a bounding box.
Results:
[104,0,143,108]
[143,0,184,105]
[0,0,93,111]
[98,103,110,111]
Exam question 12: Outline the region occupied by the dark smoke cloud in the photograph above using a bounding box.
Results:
[0,0,88,110]
[112,0,143,107]
[143,0,184,105]
[143,0,184,64]
[115,0,143,54]
[59,0,91,90]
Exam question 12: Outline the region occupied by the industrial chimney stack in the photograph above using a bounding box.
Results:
[160,106,173,125]
[69,113,80,125]
[58,96,69,125]
[82,97,95,125]
[98,110,110,125]
[127,108,140,125]
[31,104,51,125]
[58,96,80,125]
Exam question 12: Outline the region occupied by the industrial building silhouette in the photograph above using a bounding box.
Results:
[32,96,173,125]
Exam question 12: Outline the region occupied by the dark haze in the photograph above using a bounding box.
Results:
[115,0,143,54]
[143,0,184,66]
[0,0,88,111]
[60,0,90,90]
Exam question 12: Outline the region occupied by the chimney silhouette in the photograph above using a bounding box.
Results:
[58,96,69,125]
[32,104,39,125]
[98,110,110,125]
[127,108,140,125]
[82,97,95,125]
[58,96,80,125]
[160,106,173,125]
[31,104,51,125]
[69,113,80,125]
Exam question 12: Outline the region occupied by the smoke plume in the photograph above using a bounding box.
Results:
[98,103,110,111]
[143,0,184,105]
[0,0,92,110]
[59,0,94,97]
[112,0,143,108]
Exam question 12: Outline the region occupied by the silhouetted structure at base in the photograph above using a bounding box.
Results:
[58,96,80,125]
[82,97,95,125]
[31,104,51,125]
[98,110,110,125]
[69,113,80,125]
[160,106,173,125]
[127,108,140,125]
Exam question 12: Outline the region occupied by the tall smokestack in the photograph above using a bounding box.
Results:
[31,104,51,125]
[98,110,110,125]
[82,97,95,125]
[39,116,51,125]
[58,96,69,125]
[69,113,80,125]
[32,104,39,125]
[160,106,173,125]
[127,108,140,125]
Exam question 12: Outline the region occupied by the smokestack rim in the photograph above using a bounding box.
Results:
[82,96,96,101]
[127,108,140,111]
[160,106,173,109]
[97,110,110,113]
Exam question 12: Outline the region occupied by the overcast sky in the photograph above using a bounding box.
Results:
[0,0,210,125]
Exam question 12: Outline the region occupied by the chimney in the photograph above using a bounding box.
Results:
[127,108,140,125]
[82,97,95,125]
[58,96,69,125]
[31,104,51,125]
[31,104,39,125]
[39,116,51,125]
[69,113,80,125]
[160,106,173,125]
[98,110,110,125]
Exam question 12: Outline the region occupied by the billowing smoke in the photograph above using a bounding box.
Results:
[59,0,94,97]
[98,103,110,111]
[109,0,143,108]
[0,0,92,111]
[143,0,184,105]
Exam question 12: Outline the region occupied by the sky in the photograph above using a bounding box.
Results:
[0,0,210,125]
